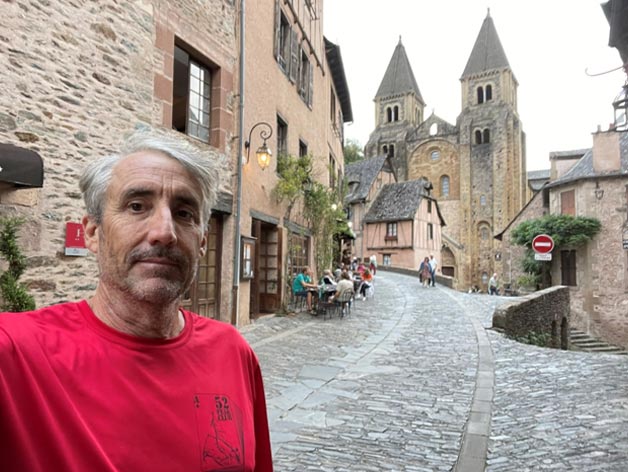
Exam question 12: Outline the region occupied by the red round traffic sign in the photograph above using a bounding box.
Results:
[532,234,554,254]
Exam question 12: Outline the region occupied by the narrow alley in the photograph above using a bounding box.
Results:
[241,271,628,471]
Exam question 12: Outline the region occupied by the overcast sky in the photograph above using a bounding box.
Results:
[323,0,625,171]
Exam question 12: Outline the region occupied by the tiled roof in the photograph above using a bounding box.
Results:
[364,179,430,222]
[461,12,511,79]
[547,132,628,188]
[375,38,424,103]
[344,155,389,204]
[527,169,550,180]
[324,37,353,122]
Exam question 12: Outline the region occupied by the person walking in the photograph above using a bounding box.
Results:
[429,254,438,287]
[419,257,431,287]
[489,273,500,295]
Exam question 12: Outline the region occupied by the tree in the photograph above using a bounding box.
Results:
[510,214,601,289]
[343,139,364,164]
[0,217,35,312]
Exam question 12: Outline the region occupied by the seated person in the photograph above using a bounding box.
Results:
[358,268,373,300]
[330,271,354,302]
[320,269,337,301]
[292,267,318,311]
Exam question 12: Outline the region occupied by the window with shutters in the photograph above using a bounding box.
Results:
[561,250,577,286]
[298,48,312,105]
[276,115,288,157]
[560,190,575,215]
[173,45,212,143]
[275,8,291,73]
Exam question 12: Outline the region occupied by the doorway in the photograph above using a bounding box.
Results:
[250,220,282,316]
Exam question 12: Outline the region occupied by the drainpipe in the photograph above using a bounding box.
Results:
[231,0,245,325]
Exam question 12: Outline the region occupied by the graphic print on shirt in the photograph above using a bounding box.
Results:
[194,394,245,472]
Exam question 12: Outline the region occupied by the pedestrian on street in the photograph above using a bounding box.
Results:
[420,257,431,287]
[429,254,438,287]
[0,130,273,472]
[489,273,500,295]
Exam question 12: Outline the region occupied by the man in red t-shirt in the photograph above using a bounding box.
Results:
[0,130,273,471]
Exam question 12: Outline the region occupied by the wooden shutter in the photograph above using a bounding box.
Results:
[560,190,575,215]
[561,250,577,286]
[289,29,298,83]
[273,0,281,61]
[307,60,313,107]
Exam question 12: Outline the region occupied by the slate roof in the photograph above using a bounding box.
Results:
[364,179,444,224]
[344,155,390,204]
[546,131,628,188]
[527,169,551,192]
[549,149,589,160]
[461,12,511,79]
[324,37,353,122]
[375,38,424,103]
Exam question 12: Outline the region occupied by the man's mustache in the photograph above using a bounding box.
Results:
[127,247,188,267]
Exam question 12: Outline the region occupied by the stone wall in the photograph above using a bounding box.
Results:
[377,265,454,288]
[492,286,570,349]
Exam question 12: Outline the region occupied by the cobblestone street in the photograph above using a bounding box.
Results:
[240,271,628,471]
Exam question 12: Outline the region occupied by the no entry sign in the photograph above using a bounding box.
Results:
[532,234,554,254]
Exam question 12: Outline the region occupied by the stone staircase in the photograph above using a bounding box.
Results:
[569,328,628,355]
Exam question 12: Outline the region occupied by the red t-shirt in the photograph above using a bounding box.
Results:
[0,301,273,471]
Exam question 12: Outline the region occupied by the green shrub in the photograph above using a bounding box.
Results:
[0,217,35,312]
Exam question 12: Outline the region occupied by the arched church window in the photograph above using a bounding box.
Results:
[477,86,484,104]
[480,195,487,206]
[431,150,440,161]
[475,130,483,145]
[389,144,395,157]
[382,144,388,155]
[486,84,492,101]
[440,175,450,197]
[429,123,438,136]
[483,129,490,143]
[393,106,399,121]
[386,107,392,123]
[480,227,489,240]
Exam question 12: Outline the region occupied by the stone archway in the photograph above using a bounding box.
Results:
[441,245,456,278]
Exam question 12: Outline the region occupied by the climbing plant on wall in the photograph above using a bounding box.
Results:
[0,217,35,312]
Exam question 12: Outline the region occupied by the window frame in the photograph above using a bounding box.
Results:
[385,222,398,240]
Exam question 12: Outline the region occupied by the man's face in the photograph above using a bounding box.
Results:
[84,151,208,304]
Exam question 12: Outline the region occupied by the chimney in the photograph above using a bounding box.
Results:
[592,130,621,173]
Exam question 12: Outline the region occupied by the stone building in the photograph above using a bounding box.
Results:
[365,12,527,290]
[545,131,628,348]
[0,0,352,326]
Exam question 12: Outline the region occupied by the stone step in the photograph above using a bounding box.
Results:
[569,329,628,355]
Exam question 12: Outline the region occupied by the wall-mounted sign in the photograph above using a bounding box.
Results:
[65,222,88,256]
[532,234,554,254]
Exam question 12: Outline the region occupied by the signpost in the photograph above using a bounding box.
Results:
[532,234,554,261]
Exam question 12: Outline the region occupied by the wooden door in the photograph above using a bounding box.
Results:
[182,214,222,318]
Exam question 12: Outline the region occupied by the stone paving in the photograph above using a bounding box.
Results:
[239,271,628,471]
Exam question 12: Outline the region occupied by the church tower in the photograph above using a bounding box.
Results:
[365,38,425,180]
[456,10,527,288]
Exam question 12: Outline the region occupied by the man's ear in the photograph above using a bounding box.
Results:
[82,215,99,254]
[199,230,208,257]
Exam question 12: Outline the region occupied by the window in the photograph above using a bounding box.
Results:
[386,107,392,123]
[427,223,434,240]
[298,48,313,105]
[431,150,440,160]
[288,232,309,279]
[440,175,450,197]
[486,84,492,101]
[275,9,291,72]
[277,116,288,157]
[383,254,391,266]
[173,45,211,143]
[382,144,388,155]
[393,105,399,121]
[480,195,487,206]
[481,272,489,284]
[561,250,577,286]
[299,139,308,157]
[330,87,336,121]
[561,190,575,215]
[427,200,432,213]
[483,129,490,144]
[480,227,489,240]
[329,154,336,188]
[477,86,484,104]
[388,144,395,158]
[475,129,483,145]
[386,222,398,240]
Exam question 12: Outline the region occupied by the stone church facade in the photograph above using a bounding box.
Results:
[365,12,527,290]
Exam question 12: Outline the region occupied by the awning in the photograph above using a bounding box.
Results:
[0,143,44,188]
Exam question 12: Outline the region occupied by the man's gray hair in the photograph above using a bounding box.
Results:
[79,129,220,228]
